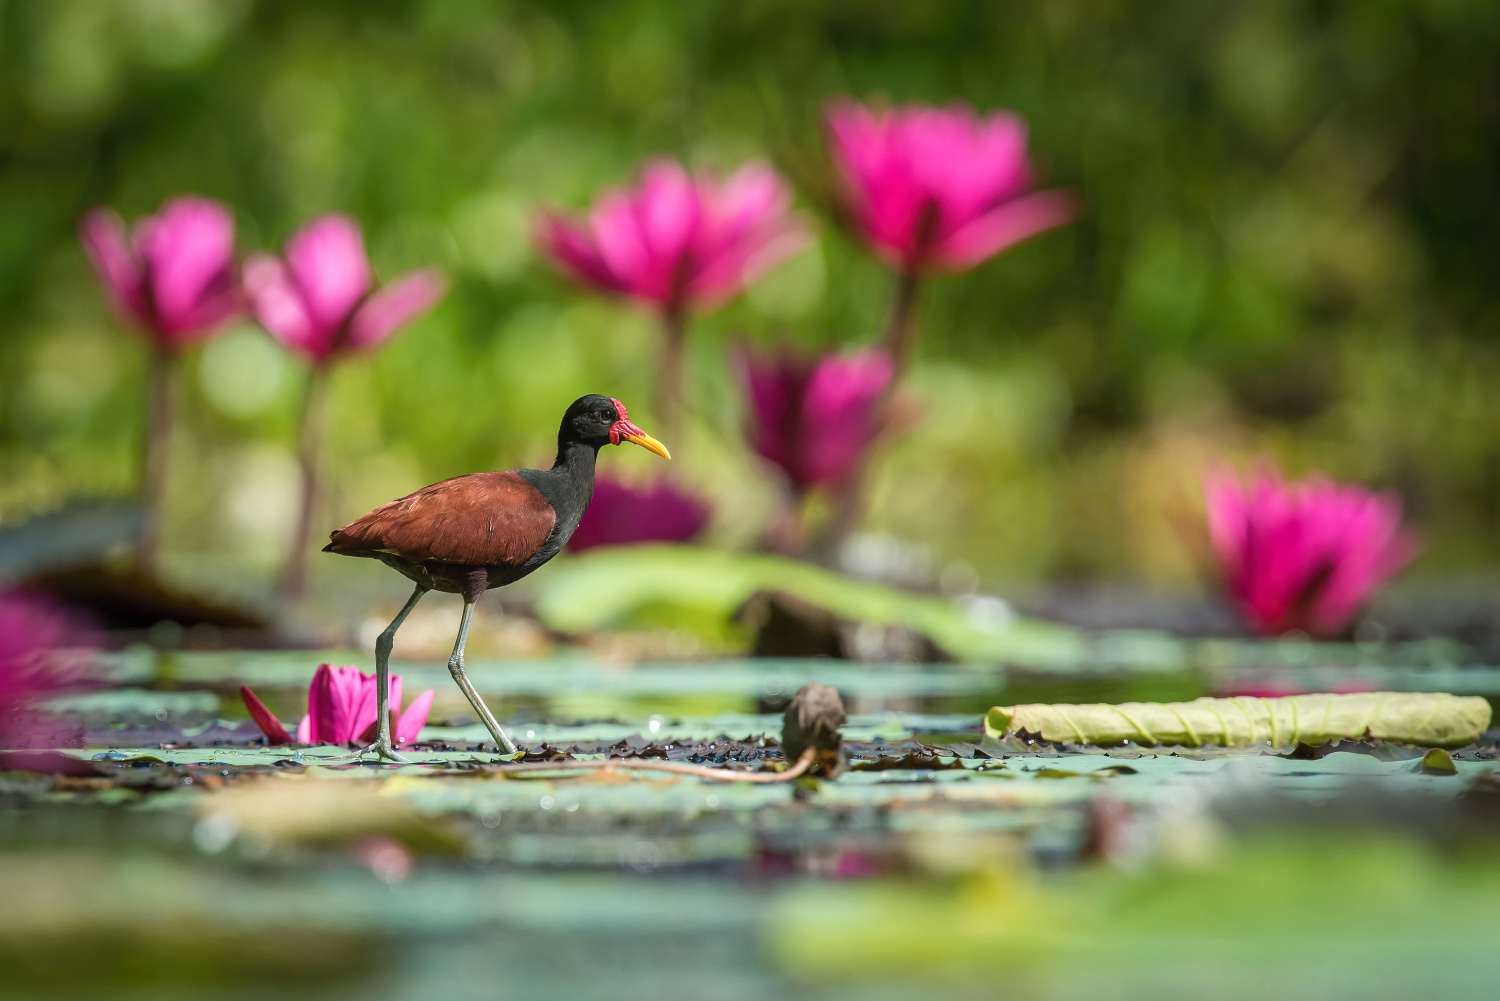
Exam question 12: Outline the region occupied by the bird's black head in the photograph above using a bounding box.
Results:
[558,395,671,458]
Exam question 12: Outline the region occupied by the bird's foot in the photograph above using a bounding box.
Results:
[323,739,414,765]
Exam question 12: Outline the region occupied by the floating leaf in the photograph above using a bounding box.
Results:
[1421,747,1458,775]
[985,692,1492,748]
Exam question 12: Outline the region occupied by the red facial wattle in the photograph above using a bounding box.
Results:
[607,398,641,445]
[606,398,672,459]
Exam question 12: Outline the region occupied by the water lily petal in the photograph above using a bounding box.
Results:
[239,685,293,744]
[285,214,371,339]
[537,158,803,313]
[933,189,1075,272]
[568,476,710,552]
[825,98,1070,276]
[533,212,630,295]
[394,689,435,744]
[244,254,323,359]
[306,664,336,744]
[347,269,446,354]
[1204,465,1418,638]
[134,196,241,346]
[79,209,147,326]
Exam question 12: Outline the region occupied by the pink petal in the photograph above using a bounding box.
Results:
[244,254,326,360]
[330,666,369,744]
[736,346,809,481]
[591,188,675,305]
[351,670,379,743]
[824,98,1072,276]
[715,163,792,236]
[307,664,337,744]
[352,670,404,744]
[683,163,794,302]
[568,476,710,552]
[296,715,312,744]
[309,663,366,744]
[1203,464,1417,638]
[134,196,241,347]
[239,685,292,744]
[284,214,371,338]
[932,189,1075,271]
[79,209,147,326]
[538,158,803,314]
[394,689,435,744]
[635,159,700,268]
[735,346,892,490]
[347,269,446,354]
[533,212,630,296]
[800,349,894,486]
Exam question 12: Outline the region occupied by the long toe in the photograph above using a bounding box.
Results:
[319,743,379,763]
[379,744,415,764]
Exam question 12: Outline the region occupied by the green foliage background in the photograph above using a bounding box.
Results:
[0,0,1497,592]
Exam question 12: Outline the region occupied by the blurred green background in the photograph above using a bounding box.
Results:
[2,0,1498,601]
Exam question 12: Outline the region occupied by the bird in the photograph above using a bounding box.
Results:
[323,394,669,762]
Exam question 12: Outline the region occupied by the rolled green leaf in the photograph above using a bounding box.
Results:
[984,692,1492,748]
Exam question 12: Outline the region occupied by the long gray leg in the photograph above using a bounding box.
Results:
[329,585,427,763]
[448,601,517,755]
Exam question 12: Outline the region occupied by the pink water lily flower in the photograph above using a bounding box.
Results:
[568,475,710,552]
[535,158,807,316]
[79,196,243,351]
[738,346,894,492]
[825,99,1074,277]
[240,663,435,746]
[244,214,447,365]
[1204,465,1419,638]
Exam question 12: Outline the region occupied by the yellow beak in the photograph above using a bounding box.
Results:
[622,432,671,460]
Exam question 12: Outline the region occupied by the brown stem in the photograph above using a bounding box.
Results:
[879,271,921,384]
[138,349,177,576]
[763,488,809,556]
[655,309,687,446]
[280,365,330,599]
[481,747,818,783]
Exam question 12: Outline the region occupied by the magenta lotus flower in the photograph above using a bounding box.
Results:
[240,663,434,746]
[1204,465,1419,638]
[1,591,90,749]
[568,476,711,552]
[825,99,1073,277]
[79,196,243,352]
[535,158,807,316]
[244,214,447,365]
[738,346,894,492]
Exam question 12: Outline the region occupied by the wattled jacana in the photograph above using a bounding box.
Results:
[324,395,669,761]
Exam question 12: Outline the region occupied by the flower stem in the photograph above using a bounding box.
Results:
[280,365,330,599]
[656,308,688,445]
[764,489,809,556]
[879,272,921,384]
[137,348,177,576]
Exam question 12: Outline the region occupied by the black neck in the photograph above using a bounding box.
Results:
[553,438,599,476]
[516,440,600,553]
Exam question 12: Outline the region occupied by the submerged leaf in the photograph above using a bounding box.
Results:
[985,693,1491,748]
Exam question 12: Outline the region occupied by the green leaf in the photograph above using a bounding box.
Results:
[1421,747,1458,774]
[985,692,1493,748]
[534,545,1089,665]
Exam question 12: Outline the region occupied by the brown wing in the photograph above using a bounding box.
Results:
[326,471,556,567]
